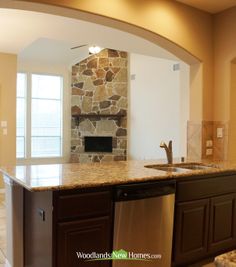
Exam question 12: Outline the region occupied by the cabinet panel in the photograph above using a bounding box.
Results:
[57,216,112,267]
[208,193,236,253]
[176,175,236,202]
[173,199,209,265]
[56,190,112,220]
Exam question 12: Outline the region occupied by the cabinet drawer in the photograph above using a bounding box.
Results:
[55,190,112,220]
[176,175,236,202]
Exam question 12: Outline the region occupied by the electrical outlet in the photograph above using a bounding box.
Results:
[3,128,7,135]
[206,148,213,156]
[1,121,7,128]
[206,140,213,147]
[217,128,223,138]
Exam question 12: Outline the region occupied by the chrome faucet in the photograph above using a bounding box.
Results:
[160,140,173,164]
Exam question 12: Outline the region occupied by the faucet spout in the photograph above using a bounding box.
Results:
[160,140,173,164]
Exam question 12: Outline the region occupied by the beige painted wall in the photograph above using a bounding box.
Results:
[8,0,214,121]
[228,62,236,161]
[213,7,236,160]
[214,7,236,121]
[0,53,17,188]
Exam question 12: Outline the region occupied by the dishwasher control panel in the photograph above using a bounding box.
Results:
[114,180,176,202]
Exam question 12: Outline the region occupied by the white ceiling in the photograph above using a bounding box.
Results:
[176,0,236,14]
[18,38,91,66]
[0,8,179,66]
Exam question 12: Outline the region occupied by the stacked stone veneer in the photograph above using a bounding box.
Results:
[71,49,128,163]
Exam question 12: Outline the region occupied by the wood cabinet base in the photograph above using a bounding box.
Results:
[173,174,236,266]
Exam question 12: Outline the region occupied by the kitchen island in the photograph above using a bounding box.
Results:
[1,160,236,267]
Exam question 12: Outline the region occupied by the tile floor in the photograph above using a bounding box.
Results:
[0,193,6,267]
[200,263,215,267]
[0,193,217,267]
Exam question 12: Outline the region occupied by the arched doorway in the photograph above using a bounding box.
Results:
[0,0,205,161]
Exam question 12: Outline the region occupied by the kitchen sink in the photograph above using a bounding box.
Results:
[148,166,191,173]
[145,163,217,173]
[180,164,214,170]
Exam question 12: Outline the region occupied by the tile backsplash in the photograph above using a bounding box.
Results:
[187,120,228,161]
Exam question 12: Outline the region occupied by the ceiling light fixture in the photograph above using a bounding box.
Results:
[88,45,101,54]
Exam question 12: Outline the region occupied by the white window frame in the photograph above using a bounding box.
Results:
[17,71,68,164]
[16,72,27,159]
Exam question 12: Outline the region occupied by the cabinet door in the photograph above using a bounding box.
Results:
[208,193,236,253]
[173,199,210,265]
[57,216,112,267]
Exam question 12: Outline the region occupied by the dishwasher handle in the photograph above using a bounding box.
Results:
[114,180,175,202]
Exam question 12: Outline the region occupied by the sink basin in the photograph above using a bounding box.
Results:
[145,163,217,173]
[179,164,214,170]
[151,166,191,173]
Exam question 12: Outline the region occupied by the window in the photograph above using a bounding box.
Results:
[16,73,63,159]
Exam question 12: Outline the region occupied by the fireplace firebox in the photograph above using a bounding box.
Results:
[84,136,112,153]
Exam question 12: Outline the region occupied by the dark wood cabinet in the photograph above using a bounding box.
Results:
[173,174,236,266]
[53,188,113,267]
[173,199,210,264]
[23,172,236,267]
[208,193,236,253]
[57,216,112,267]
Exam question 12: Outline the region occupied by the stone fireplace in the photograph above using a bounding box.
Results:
[71,48,128,163]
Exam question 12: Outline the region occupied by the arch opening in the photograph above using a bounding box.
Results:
[0,0,204,163]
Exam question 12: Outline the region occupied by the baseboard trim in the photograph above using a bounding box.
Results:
[0,188,5,194]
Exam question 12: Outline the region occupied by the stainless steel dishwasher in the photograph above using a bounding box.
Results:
[113,180,175,267]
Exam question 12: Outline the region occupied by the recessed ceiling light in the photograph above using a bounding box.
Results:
[88,45,101,54]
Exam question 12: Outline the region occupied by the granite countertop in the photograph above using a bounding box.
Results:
[1,159,236,192]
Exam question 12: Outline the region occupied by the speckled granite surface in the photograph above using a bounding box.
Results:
[1,159,236,191]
